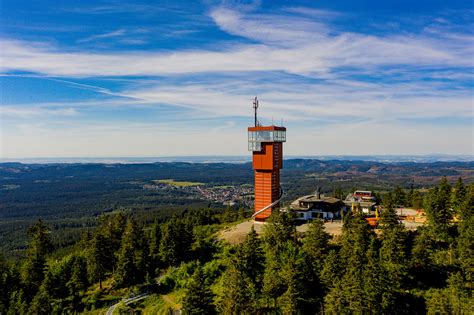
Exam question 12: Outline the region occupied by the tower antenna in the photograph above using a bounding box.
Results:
[253,96,259,127]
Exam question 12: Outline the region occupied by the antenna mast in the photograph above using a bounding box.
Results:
[253,96,259,126]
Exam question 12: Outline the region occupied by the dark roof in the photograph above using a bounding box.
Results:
[299,196,341,204]
[290,194,344,211]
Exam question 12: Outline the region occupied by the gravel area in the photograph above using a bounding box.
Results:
[218,220,344,244]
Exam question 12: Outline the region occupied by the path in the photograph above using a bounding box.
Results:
[105,293,149,315]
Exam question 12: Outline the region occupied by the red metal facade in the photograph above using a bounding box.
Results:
[249,126,285,221]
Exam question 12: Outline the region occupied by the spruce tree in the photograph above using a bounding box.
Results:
[379,202,407,309]
[262,211,296,252]
[0,255,7,313]
[7,290,28,315]
[236,226,265,284]
[114,217,147,287]
[425,272,474,314]
[411,189,423,209]
[216,265,256,314]
[393,186,406,207]
[149,221,162,276]
[159,218,192,266]
[67,255,89,308]
[363,237,385,313]
[425,177,453,241]
[412,226,436,269]
[30,287,52,315]
[320,249,340,292]
[99,212,127,270]
[452,177,467,216]
[457,213,473,288]
[22,219,53,299]
[302,219,330,275]
[87,232,108,289]
[325,215,373,314]
[277,242,309,314]
[182,266,215,314]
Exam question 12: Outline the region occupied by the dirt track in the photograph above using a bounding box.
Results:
[218,220,344,244]
[218,219,423,244]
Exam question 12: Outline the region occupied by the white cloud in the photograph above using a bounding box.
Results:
[1,7,472,77]
[0,106,78,118]
[209,7,329,46]
[77,29,126,43]
[1,6,473,157]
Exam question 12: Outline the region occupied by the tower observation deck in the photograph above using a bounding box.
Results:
[248,98,286,221]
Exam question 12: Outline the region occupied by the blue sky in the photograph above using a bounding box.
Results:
[1,0,473,158]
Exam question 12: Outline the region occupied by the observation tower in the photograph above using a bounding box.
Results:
[248,97,286,221]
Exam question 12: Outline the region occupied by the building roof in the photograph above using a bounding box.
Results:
[290,194,343,211]
[248,125,286,131]
[299,195,341,204]
[343,200,376,208]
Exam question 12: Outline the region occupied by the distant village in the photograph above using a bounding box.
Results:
[143,181,254,207]
[143,181,426,228]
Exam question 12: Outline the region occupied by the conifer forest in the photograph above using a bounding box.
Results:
[1,173,473,314]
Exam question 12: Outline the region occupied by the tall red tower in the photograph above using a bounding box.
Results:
[248,98,286,221]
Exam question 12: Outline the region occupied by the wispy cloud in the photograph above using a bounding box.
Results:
[1,5,472,157]
[1,7,472,77]
[77,29,126,43]
[285,7,342,19]
[0,106,78,118]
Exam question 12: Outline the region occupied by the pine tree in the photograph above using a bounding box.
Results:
[67,255,89,300]
[277,243,309,314]
[99,212,127,270]
[320,249,340,291]
[411,189,424,209]
[363,237,385,313]
[393,186,407,207]
[114,217,147,287]
[87,232,108,289]
[457,213,473,288]
[216,265,256,314]
[159,218,192,266]
[379,202,407,309]
[425,177,453,241]
[452,177,467,216]
[425,272,474,314]
[334,186,344,200]
[262,211,296,252]
[302,220,330,275]
[7,290,28,315]
[323,279,348,315]
[236,226,265,284]
[0,255,8,313]
[22,219,53,299]
[262,248,285,308]
[149,221,162,276]
[325,215,373,314]
[412,226,436,269]
[30,286,52,315]
[182,266,215,314]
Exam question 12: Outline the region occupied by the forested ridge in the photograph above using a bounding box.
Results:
[0,177,473,314]
[1,160,473,255]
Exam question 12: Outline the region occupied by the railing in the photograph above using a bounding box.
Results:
[251,186,283,219]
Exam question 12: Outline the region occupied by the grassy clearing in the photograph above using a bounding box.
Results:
[153,179,204,187]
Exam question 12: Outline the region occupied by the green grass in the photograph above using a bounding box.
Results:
[136,293,182,315]
[153,179,204,187]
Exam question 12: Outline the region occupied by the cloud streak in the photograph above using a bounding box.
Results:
[1,7,472,77]
[1,5,472,157]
